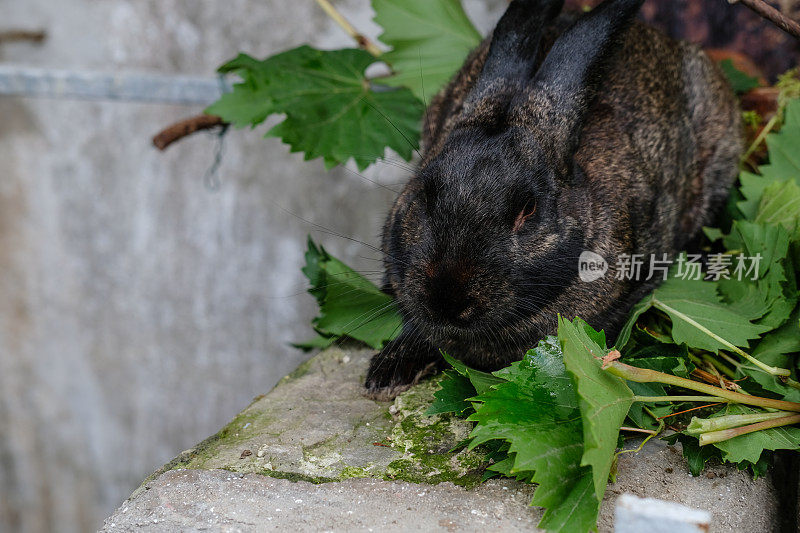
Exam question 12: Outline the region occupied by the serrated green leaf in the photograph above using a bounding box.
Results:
[425,370,475,415]
[560,317,633,501]
[738,98,800,218]
[740,307,800,402]
[442,351,504,394]
[719,221,796,329]
[207,46,424,170]
[314,256,402,348]
[647,277,770,352]
[614,295,651,349]
[743,451,772,480]
[292,333,336,352]
[373,0,481,101]
[756,180,800,242]
[703,226,725,242]
[719,59,760,94]
[536,475,599,533]
[301,236,330,305]
[465,338,600,532]
[709,404,800,463]
[299,237,402,349]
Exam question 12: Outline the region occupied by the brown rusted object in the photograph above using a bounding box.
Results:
[740,86,780,115]
[691,368,741,391]
[0,29,47,44]
[152,114,225,151]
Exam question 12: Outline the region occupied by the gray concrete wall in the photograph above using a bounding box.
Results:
[0,1,504,532]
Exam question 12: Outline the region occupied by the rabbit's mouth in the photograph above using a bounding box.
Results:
[414,307,535,348]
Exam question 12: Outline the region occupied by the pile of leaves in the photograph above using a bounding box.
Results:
[204,1,800,531]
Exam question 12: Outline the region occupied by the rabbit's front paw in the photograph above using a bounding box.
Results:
[363,336,442,401]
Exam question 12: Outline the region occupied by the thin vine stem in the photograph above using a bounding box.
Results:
[652,300,791,377]
[314,0,383,57]
[632,395,728,403]
[616,407,664,458]
[698,414,800,445]
[687,410,793,435]
[607,361,800,412]
[742,112,779,163]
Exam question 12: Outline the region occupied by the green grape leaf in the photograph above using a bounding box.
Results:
[614,295,652,349]
[718,59,760,94]
[756,179,800,242]
[738,98,800,218]
[740,307,800,402]
[313,254,402,348]
[743,451,772,480]
[373,0,482,101]
[441,352,505,394]
[560,317,633,501]
[621,276,771,353]
[466,337,600,533]
[299,237,402,349]
[207,46,424,170]
[425,370,476,416]
[301,236,330,305]
[719,221,796,329]
[292,333,336,352]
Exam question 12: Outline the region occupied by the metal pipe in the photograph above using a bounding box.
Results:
[0,65,229,105]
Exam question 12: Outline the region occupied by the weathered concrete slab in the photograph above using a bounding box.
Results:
[105,347,779,532]
[103,470,540,532]
[136,347,489,490]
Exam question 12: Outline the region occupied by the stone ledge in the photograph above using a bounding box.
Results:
[104,347,779,532]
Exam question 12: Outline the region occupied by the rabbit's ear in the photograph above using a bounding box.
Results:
[527,0,643,171]
[474,0,564,89]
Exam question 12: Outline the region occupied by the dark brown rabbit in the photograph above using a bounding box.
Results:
[365,0,742,400]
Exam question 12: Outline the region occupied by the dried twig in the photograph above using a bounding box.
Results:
[729,0,800,39]
[0,30,47,45]
[314,0,382,57]
[152,114,225,150]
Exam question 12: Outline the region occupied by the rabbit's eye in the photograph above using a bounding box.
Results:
[512,201,537,232]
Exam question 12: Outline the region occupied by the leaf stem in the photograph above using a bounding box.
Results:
[702,353,736,379]
[742,112,779,163]
[633,395,728,403]
[313,0,383,57]
[620,426,657,435]
[652,300,791,377]
[715,350,742,371]
[686,410,793,435]
[698,414,800,445]
[617,407,663,457]
[607,361,800,412]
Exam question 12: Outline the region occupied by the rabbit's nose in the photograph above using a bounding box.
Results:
[425,268,479,325]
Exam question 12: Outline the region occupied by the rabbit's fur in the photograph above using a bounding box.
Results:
[365,0,742,400]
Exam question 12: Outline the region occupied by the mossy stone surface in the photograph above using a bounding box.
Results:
[143,347,487,491]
